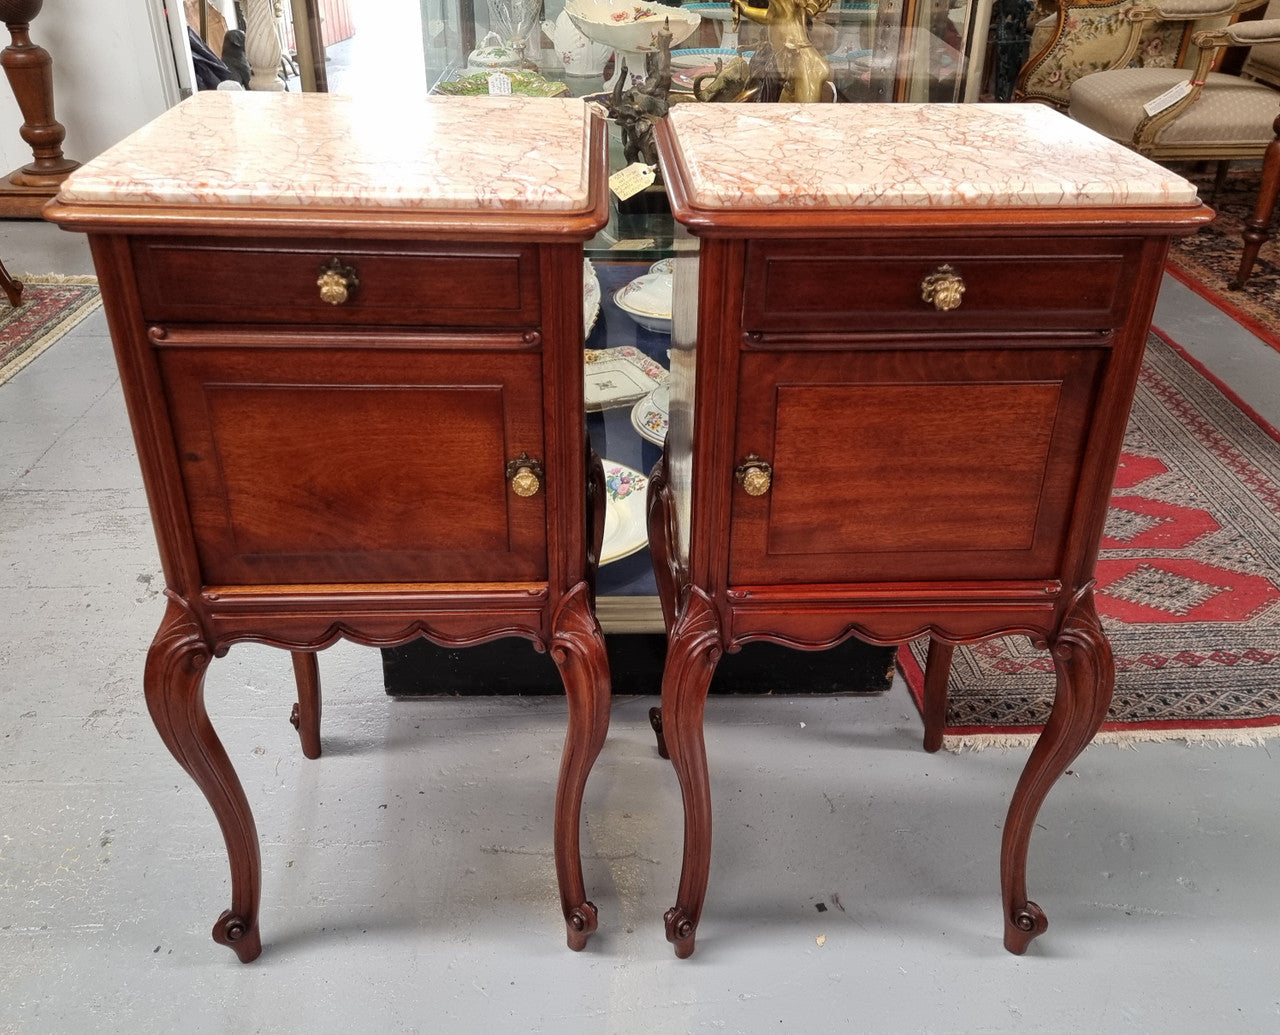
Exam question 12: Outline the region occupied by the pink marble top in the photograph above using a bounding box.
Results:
[58,92,596,213]
[663,103,1200,210]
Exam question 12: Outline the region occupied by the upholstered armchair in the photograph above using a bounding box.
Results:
[1070,0,1280,286]
[1014,0,1232,109]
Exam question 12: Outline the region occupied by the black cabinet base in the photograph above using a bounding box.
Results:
[382,636,896,697]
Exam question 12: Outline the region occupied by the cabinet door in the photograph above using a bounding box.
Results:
[158,343,547,586]
[727,345,1107,585]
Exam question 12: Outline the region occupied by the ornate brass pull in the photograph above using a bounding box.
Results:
[735,454,772,497]
[921,264,965,311]
[317,258,359,306]
[506,453,544,497]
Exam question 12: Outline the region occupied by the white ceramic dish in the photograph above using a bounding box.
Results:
[613,270,673,334]
[584,345,670,410]
[600,460,649,564]
[648,257,674,276]
[669,46,739,69]
[565,0,701,88]
[584,258,601,336]
[629,383,669,445]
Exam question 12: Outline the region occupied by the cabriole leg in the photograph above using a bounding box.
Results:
[288,650,322,759]
[646,447,678,759]
[661,588,723,959]
[921,637,954,753]
[549,582,612,950]
[1001,589,1113,954]
[145,599,262,963]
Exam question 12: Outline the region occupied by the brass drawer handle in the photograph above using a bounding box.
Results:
[921,264,965,311]
[506,453,544,497]
[317,258,359,306]
[735,455,772,497]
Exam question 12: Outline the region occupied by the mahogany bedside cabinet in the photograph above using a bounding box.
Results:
[46,92,611,961]
[646,103,1210,957]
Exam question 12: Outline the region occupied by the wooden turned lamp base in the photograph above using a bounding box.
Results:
[1,0,80,216]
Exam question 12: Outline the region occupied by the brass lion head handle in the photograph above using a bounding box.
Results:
[317,257,360,306]
[921,264,965,312]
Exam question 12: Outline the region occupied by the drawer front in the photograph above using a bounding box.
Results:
[727,346,1106,585]
[742,238,1143,336]
[159,343,548,586]
[133,238,541,327]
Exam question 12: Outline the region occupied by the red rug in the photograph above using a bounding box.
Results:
[1164,167,1280,353]
[899,329,1280,748]
[0,274,101,385]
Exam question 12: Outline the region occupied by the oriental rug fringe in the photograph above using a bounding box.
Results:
[899,330,1280,750]
[0,274,101,386]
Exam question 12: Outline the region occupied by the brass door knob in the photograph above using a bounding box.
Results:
[506,453,544,497]
[317,258,359,306]
[735,455,772,496]
[921,264,965,311]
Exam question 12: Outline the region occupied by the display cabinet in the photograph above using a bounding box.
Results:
[410,0,992,102]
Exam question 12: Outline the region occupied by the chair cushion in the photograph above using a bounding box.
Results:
[1070,67,1280,150]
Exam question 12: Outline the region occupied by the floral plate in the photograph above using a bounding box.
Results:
[601,460,649,565]
[584,345,669,411]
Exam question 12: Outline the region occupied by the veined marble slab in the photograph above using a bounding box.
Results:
[664,103,1200,209]
[58,92,595,213]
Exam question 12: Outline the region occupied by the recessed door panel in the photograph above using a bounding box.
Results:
[728,347,1106,584]
[160,345,547,585]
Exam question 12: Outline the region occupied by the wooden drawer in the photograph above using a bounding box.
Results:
[158,343,548,586]
[741,237,1143,337]
[132,237,541,328]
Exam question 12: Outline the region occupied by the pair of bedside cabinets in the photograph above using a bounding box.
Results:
[49,93,1208,961]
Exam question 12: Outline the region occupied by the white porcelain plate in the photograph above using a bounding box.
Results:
[584,258,601,336]
[629,384,669,445]
[600,460,649,565]
[584,345,670,411]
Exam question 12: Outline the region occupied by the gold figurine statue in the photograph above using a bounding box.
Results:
[727,0,835,103]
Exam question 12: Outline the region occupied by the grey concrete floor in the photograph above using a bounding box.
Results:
[4,202,1280,1031]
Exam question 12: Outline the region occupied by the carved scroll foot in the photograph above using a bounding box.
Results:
[1004,900,1049,955]
[289,651,321,759]
[145,598,262,962]
[648,706,669,759]
[213,909,262,963]
[1000,587,1113,954]
[550,582,611,950]
[661,587,723,959]
[664,905,697,959]
[565,900,599,952]
[921,637,954,753]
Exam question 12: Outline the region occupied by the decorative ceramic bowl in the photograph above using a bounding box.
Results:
[613,269,673,334]
[565,0,701,88]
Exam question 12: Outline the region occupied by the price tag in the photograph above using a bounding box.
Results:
[1142,79,1192,117]
[487,72,513,95]
[609,163,656,201]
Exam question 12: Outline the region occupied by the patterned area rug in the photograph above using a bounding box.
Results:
[1164,167,1280,352]
[900,330,1280,749]
[0,275,101,386]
